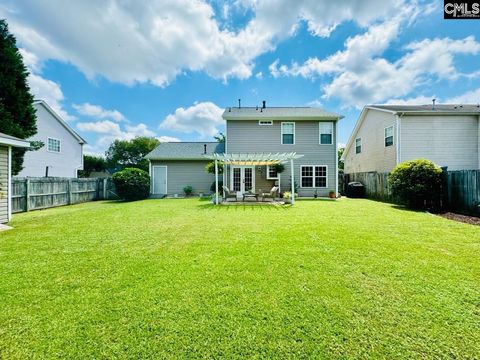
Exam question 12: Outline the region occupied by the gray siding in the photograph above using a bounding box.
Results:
[17,103,83,178]
[0,146,9,223]
[400,115,479,170]
[344,109,397,174]
[150,160,215,195]
[226,120,337,196]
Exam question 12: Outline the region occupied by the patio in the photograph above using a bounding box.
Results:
[204,152,303,205]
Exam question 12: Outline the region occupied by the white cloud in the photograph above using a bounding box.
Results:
[157,135,181,142]
[447,88,480,103]
[77,120,121,135]
[160,102,224,138]
[73,103,126,122]
[2,0,402,85]
[271,12,480,108]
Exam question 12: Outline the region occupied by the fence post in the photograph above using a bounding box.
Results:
[25,178,30,212]
[68,179,73,205]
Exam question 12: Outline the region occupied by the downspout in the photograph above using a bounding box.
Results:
[395,112,404,165]
[7,146,12,222]
[335,118,339,197]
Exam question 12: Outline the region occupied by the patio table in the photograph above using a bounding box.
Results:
[242,193,259,202]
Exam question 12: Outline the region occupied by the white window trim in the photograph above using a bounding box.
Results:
[384,125,394,147]
[300,165,328,188]
[281,122,295,145]
[266,165,279,179]
[47,137,61,153]
[355,137,362,154]
[319,122,333,145]
[259,120,273,126]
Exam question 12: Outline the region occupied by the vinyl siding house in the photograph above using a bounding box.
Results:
[17,100,86,178]
[0,133,30,224]
[146,105,342,199]
[342,104,480,174]
[145,142,225,197]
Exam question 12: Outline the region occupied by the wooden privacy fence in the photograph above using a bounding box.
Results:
[12,177,117,213]
[344,170,480,216]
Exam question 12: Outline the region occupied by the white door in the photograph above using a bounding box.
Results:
[152,166,167,195]
[231,166,255,194]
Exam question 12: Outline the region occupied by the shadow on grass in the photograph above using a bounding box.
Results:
[197,203,291,211]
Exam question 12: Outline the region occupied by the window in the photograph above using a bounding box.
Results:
[259,120,273,126]
[319,122,333,144]
[47,138,61,153]
[281,122,295,144]
[384,126,394,147]
[266,165,278,179]
[301,165,327,188]
[355,138,362,154]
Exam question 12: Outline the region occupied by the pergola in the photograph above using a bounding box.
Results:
[204,152,304,205]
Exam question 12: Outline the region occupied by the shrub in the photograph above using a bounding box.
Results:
[112,167,150,201]
[210,181,223,192]
[183,185,193,196]
[388,159,443,210]
[271,163,285,173]
[205,161,224,174]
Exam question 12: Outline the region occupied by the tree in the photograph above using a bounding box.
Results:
[0,19,37,174]
[105,136,160,172]
[338,147,344,171]
[214,132,225,143]
[78,155,108,178]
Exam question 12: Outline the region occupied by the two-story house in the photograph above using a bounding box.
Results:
[342,104,480,174]
[146,104,343,200]
[17,100,86,178]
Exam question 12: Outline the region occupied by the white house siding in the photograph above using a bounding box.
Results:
[150,160,215,195]
[226,120,337,197]
[400,115,479,170]
[344,109,397,174]
[0,146,9,223]
[17,103,83,178]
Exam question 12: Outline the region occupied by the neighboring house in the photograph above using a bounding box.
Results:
[342,104,480,174]
[0,132,30,224]
[146,104,343,197]
[17,100,86,178]
[145,142,225,196]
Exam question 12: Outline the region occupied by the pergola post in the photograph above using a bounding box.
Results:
[215,159,219,205]
[290,158,295,205]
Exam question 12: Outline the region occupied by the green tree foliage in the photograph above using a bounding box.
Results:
[338,147,344,171]
[112,168,150,201]
[78,155,108,178]
[214,133,225,143]
[0,19,37,174]
[105,137,160,172]
[388,159,443,210]
[205,161,224,174]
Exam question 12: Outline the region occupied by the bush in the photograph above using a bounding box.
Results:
[388,159,443,210]
[210,181,223,192]
[112,168,150,201]
[271,163,285,173]
[183,185,193,196]
[205,161,224,174]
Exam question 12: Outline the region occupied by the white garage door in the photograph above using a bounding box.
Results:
[152,166,167,195]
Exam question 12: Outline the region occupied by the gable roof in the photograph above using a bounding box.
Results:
[223,107,343,121]
[341,103,480,160]
[145,142,225,160]
[369,104,480,114]
[0,132,30,148]
[34,100,86,144]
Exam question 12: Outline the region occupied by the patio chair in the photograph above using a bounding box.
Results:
[222,186,237,202]
[261,186,279,202]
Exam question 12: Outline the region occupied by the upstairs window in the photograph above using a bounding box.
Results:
[266,165,278,179]
[384,126,394,147]
[47,138,61,153]
[319,122,333,144]
[355,138,362,154]
[281,122,295,145]
[259,120,273,126]
[301,165,327,188]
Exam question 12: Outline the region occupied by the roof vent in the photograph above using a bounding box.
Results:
[432,98,436,110]
[228,107,231,112]
[204,144,207,154]
[262,100,266,109]
[238,99,241,109]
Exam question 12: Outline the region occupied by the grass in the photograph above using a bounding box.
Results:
[0,198,479,359]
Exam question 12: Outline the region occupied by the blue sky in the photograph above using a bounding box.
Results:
[1,0,480,154]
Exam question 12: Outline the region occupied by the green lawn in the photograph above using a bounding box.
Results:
[0,199,479,358]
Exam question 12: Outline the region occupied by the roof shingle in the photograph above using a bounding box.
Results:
[145,142,225,160]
